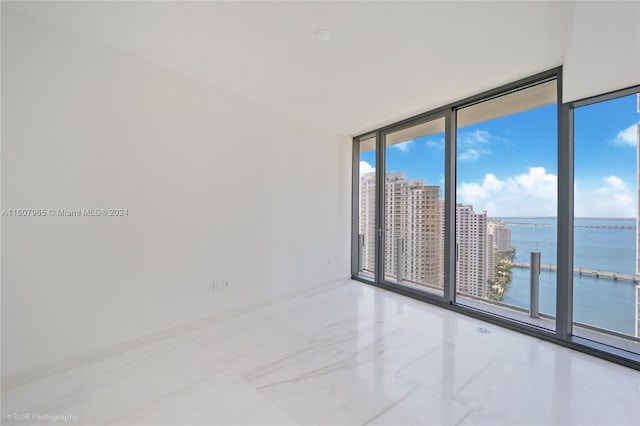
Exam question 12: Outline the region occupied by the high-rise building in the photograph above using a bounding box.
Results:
[487,233,497,284]
[359,172,377,274]
[486,220,514,300]
[383,172,443,288]
[359,172,444,289]
[361,173,495,298]
[456,204,489,298]
[488,220,512,253]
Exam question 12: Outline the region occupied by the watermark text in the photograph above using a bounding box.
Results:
[6,412,78,423]
[2,208,128,217]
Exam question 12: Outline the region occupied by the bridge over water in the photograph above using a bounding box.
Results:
[503,222,635,230]
[512,262,640,283]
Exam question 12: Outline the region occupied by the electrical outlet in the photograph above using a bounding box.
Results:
[212,280,230,292]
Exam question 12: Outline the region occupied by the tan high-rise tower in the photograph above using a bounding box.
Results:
[456,204,489,298]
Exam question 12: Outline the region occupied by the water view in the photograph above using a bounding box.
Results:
[498,217,637,335]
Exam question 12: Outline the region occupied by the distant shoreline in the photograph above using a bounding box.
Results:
[492,216,635,221]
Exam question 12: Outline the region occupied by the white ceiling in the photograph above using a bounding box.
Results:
[3,1,578,135]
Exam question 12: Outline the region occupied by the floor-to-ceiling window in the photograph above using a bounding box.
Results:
[455,80,558,331]
[572,90,640,353]
[382,116,446,297]
[351,68,640,368]
[353,135,377,281]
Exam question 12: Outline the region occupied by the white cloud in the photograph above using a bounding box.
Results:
[483,173,507,192]
[459,129,491,146]
[456,129,504,161]
[612,122,639,147]
[513,166,557,199]
[577,175,635,217]
[458,167,557,216]
[426,137,444,149]
[597,175,627,192]
[459,148,481,161]
[359,161,375,176]
[391,140,413,152]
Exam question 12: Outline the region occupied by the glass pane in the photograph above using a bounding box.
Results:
[573,92,640,354]
[357,136,376,279]
[384,117,445,296]
[456,80,558,331]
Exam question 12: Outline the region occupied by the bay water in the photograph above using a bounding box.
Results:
[497,217,637,336]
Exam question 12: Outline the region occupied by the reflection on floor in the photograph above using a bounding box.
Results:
[459,295,640,354]
[3,280,640,425]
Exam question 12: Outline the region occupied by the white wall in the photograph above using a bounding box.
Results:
[564,1,640,102]
[1,10,351,380]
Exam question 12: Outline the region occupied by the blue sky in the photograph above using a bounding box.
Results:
[361,93,639,217]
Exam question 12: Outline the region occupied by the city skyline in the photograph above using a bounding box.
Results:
[359,171,505,300]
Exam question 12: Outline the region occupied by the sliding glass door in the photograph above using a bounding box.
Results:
[382,116,446,297]
[572,91,640,354]
[455,79,558,330]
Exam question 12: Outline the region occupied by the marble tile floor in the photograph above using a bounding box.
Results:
[2,279,639,425]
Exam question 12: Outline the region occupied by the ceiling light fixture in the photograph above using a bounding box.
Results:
[315,29,332,41]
